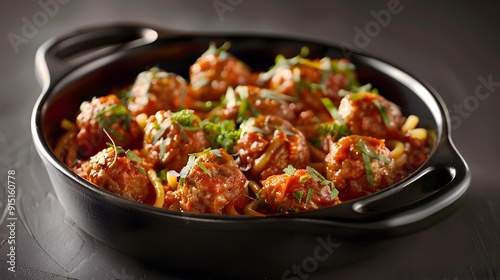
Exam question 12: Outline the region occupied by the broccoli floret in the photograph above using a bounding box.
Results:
[170,109,202,130]
[202,119,241,153]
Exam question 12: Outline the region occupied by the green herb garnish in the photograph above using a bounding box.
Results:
[259,89,298,104]
[305,188,314,203]
[104,130,144,174]
[306,166,338,200]
[340,83,378,97]
[152,120,171,143]
[157,168,169,181]
[170,109,202,131]
[372,99,390,127]
[317,121,350,141]
[204,41,232,58]
[125,150,142,163]
[158,137,167,162]
[96,104,132,141]
[235,86,251,123]
[320,98,351,134]
[355,139,391,186]
[330,185,339,200]
[283,165,296,176]
[178,155,196,186]
[135,165,146,175]
[255,190,268,208]
[299,173,311,183]
[196,162,211,177]
[293,190,304,203]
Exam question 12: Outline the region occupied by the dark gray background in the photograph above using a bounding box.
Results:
[0,0,499,279]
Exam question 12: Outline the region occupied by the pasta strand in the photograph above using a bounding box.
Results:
[147,169,166,208]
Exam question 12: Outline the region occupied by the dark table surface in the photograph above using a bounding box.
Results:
[1,1,499,279]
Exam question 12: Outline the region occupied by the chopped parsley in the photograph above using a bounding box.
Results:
[125,150,142,163]
[299,173,311,183]
[293,189,314,204]
[284,165,338,202]
[239,118,270,136]
[152,119,171,143]
[152,110,201,144]
[116,87,133,105]
[355,139,391,186]
[339,83,378,97]
[158,137,168,162]
[157,168,169,181]
[372,99,390,127]
[203,41,232,59]
[293,190,304,203]
[178,149,221,186]
[259,89,298,104]
[320,98,351,136]
[235,86,251,123]
[178,155,196,186]
[283,165,296,176]
[196,161,212,177]
[317,121,350,141]
[132,71,153,105]
[305,188,314,203]
[96,104,132,141]
[192,77,210,90]
[306,166,338,200]
[104,131,145,174]
[257,46,312,82]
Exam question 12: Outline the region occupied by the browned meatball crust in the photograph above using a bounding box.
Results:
[188,44,251,102]
[324,135,396,201]
[142,110,210,172]
[338,93,405,140]
[75,94,142,159]
[178,149,250,214]
[127,68,189,116]
[215,85,297,124]
[259,167,341,214]
[84,147,152,203]
[236,115,310,181]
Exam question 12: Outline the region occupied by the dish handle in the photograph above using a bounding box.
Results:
[299,136,471,235]
[34,23,167,90]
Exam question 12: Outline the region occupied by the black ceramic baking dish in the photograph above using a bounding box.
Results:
[31,23,471,279]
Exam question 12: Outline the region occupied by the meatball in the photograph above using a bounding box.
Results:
[142,109,210,172]
[83,147,152,203]
[216,85,297,124]
[324,135,396,201]
[178,149,250,214]
[258,167,341,214]
[188,43,251,102]
[75,94,142,159]
[268,57,358,121]
[338,93,405,140]
[236,115,310,181]
[324,58,360,106]
[127,68,190,116]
